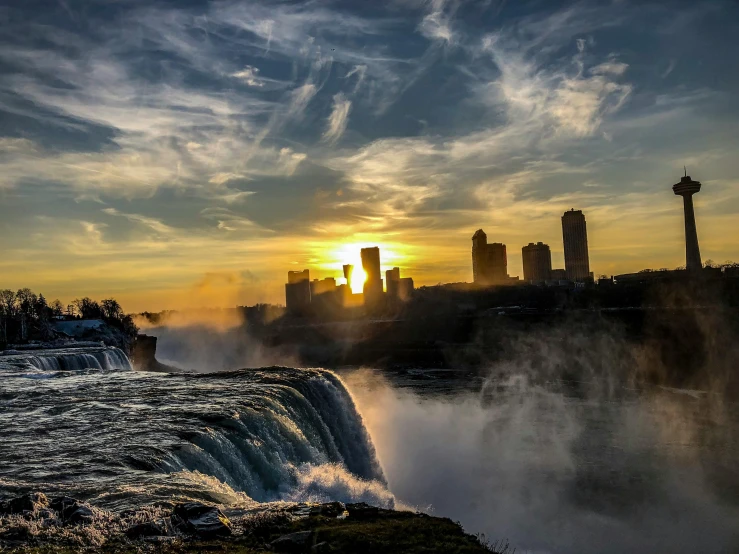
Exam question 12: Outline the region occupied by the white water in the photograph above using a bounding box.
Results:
[2,342,738,553]
[0,354,394,513]
[345,370,739,554]
[0,346,132,372]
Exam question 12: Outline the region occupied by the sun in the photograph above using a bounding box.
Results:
[348,267,367,294]
[317,241,407,294]
[327,244,367,294]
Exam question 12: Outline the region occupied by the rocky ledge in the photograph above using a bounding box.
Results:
[0,493,508,553]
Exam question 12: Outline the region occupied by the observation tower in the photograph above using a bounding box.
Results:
[672,169,702,272]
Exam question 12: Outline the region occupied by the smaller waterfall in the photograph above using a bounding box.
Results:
[1,346,132,372]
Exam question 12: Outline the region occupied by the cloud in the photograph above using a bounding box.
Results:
[550,69,632,137]
[231,66,264,86]
[590,60,629,76]
[0,0,737,307]
[479,33,632,139]
[200,207,268,233]
[102,208,176,237]
[215,191,257,205]
[661,59,677,79]
[287,83,318,118]
[322,93,352,144]
[419,11,453,43]
[345,64,367,93]
[415,0,457,43]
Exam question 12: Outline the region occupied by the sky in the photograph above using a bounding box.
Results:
[1,0,738,311]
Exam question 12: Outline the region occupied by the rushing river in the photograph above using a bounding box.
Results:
[1,346,738,553]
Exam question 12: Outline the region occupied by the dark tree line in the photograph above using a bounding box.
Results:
[0,289,137,346]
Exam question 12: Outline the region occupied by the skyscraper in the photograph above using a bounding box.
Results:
[287,269,310,284]
[310,277,336,297]
[487,242,508,284]
[342,264,354,290]
[361,246,383,305]
[522,242,552,282]
[471,230,508,285]
[562,209,590,281]
[285,270,311,314]
[385,267,400,298]
[672,170,703,271]
[472,229,488,284]
[361,247,381,283]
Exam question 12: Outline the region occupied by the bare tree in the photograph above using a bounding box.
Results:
[50,299,64,317]
[15,288,37,317]
[16,288,38,341]
[0,289,17,344]
[0,290,16,317]
[72,297,102,319]
[100,298,123,321]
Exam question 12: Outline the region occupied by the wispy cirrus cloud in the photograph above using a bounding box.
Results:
[322,93,352,144]
[0,0,737,308]
[231,66,265,87]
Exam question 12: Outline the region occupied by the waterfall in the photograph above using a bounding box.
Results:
[2,346,132,372]
[158,369,388,504]
[0,357,393,509]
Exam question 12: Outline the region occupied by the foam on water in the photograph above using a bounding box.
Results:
[0,352,391,513]
[0,346,132,373]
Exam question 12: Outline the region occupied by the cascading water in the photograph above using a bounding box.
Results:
[0,350,392,512]
[0,346,132,373]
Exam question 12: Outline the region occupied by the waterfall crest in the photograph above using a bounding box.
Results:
[0,346,132,372]
[0,358,391,510]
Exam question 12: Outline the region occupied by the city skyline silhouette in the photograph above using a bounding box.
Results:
[0,1,737,312]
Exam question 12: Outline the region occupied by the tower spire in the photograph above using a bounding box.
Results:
[672,172,702,271]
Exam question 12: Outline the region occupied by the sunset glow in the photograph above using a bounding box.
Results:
[318,242,408,294]
[0,1,737,312]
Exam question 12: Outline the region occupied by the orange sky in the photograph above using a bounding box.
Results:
[1,1,738,312]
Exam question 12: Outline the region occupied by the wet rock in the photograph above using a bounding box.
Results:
[287,501,346,518]
[172,502,232,538]
[66,504,94,525]
[49,496,95,525]
[314,501,345,518]
[270,530,313,552]
[345,502,380,520]
[0,526,33,542]
[125,520,168,539]
[0,492,49,515]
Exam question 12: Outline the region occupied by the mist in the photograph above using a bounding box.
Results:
[344,368,739,553]
[134,310,300,372]
[135,304,739,553]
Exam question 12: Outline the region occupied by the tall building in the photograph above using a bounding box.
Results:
[287,269,310,284]
[471,229,508,285]
[672,170,703,271]
[550,268,567,280]
[385,267,400,298]
[343,264,354,290]
[522,242,552,282]
[397,277,414,300]
[385,267,414,301]
[310,277,336,297]
[562,209,590,281]
[487,243,508,284]
[472,229,488,284]
[361,246,384,305]
[285,270,311,314]
[310,277,339,312]
[361,247,381,283]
